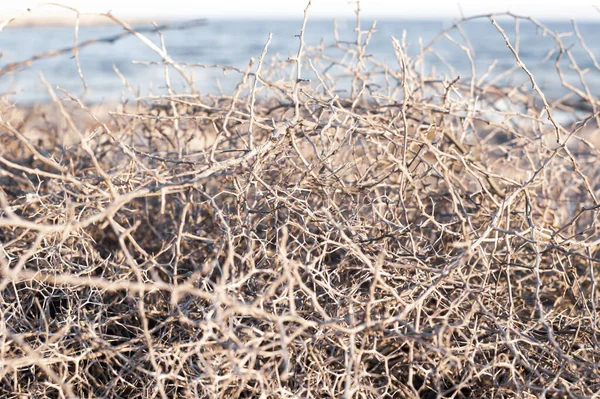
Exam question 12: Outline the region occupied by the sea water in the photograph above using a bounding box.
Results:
[1,18,599,105]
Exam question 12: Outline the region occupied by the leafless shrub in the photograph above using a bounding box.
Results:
[1,4,599,398]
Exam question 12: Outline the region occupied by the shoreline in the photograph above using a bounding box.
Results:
[0,14,168,28]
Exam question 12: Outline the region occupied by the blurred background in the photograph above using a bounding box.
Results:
[1,1,599,104]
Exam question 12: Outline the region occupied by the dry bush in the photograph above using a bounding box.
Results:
[1,3,600,398]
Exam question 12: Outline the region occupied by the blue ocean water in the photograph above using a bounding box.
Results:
[1,18,600,104]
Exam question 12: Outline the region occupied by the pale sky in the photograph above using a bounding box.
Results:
[2,0,600,20]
